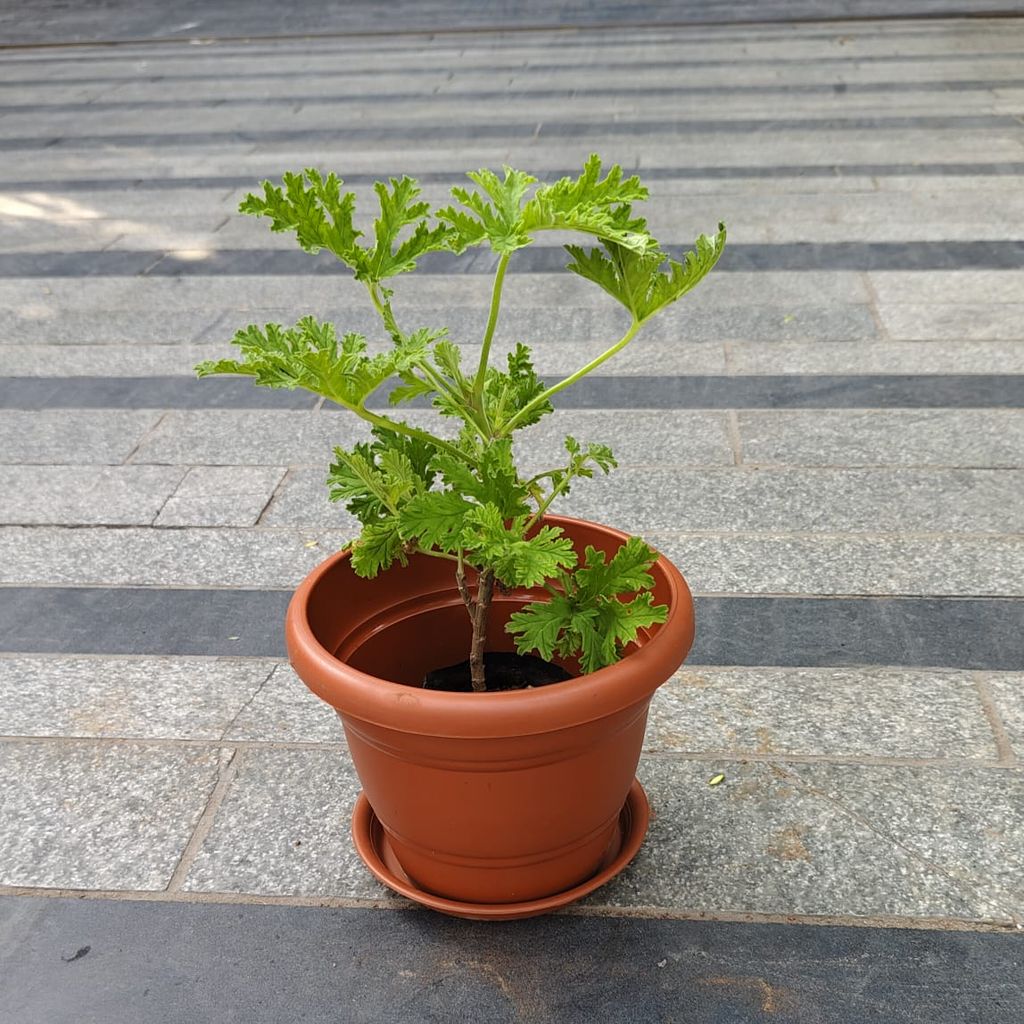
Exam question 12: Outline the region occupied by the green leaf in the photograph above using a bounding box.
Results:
[522,154,653,252]
[195,316,394,408]
[238,170,452,283]
[349,519,406,578]
[437,166,538,254]
[575,537,660,602]
[462,507,576,588]
[506,594,576,661]
[398,491,473,550]
[483,342,552,431]
[565,223,727,323]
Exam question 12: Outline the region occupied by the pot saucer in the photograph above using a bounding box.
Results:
[351,779,649,921]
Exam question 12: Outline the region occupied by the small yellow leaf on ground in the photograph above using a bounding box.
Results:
[708,773,726,786]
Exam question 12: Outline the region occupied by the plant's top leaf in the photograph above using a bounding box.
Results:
[239,170,452,282]
[522,154,653,252]
[565,222,727,323]
[484,342,552,432]
[438,166,538,254]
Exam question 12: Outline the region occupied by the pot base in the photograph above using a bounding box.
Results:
[352,779,650,921]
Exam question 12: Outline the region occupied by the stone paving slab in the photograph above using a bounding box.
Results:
[0,465,186,525]
[0,656,275,740]
[645,666,1000,760]
[0,741,223,890]
[2,526,1022,596]
[736,410,1024,467]
[153,466,286,527]
[0,410,161,464]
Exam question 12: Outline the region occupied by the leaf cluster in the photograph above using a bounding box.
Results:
[506,538,668,674]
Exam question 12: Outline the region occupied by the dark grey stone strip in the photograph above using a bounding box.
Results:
[1,114,1015,151]
[6,77,1023,114]
[2,589,1020,668]
[7,162,1024,192]
[1,897,1020,1024]
[6,48,1024,88]
[3,375,1022,411]
[2,241,1023,277]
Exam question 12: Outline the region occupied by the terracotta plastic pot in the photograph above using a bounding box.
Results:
[286,514,695,908]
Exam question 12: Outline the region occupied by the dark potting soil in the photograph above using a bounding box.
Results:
[423,652,573,692]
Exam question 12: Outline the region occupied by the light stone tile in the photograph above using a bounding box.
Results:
[785,762,1024,914]
[982,675,1024,757]
[2,527,1020,596]
[728,341,1024,376]
[224,664,344,743]
[737,410,1024,468]
[0,741,222,890]
[0,465,186,526]
[0,656,275,740]
[155,466,287,527]
[0,526,357,588]
[0,309,223,345]
[549,467,1024,535]
[650,533,1024,597]
[0,344,228,377]
[879,304,1024,342]
[514,410,734,468]
[183,747,380,898]
[869,271,1024,306]
[588,758,1010,921]
[131,410,372,466]
[259,469,355,530]
[0,410,161,465]
[644,667,997,759]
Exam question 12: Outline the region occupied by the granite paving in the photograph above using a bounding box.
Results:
[1,7,1023,1007]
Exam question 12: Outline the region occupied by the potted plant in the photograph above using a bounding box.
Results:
[197,156,725,919]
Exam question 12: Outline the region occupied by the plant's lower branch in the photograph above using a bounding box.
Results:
[469,567,495,693]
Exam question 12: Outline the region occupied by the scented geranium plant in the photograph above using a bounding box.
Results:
[197,155,725,692]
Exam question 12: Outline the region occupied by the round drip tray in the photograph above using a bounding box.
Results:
[351,778,650,921]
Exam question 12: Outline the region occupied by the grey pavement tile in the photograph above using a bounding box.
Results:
[224,664,344,744]
[513,410,734,468]
[259,469,356,529]
[154,466,287,527]
[869,271,1024,306]
[589,757,1010,920]
[0,309,223,345]
[0,410,161,465]
[549,467,1024,535]
[785,762,1024,914]
[0,526,357,588]
[2,526,1020,596]
[0,656,275,740]
[183,746,379,898]
[727,341,1024,376]
[0,465,186,525]
[651,533,1024,597]
[0,740,222,890]
[0,344,228,377]
[737,410,1024,468]
[879,304,1024,341]
[644,667,998,759]
[131,410,372,466]
[981,674,1024,757]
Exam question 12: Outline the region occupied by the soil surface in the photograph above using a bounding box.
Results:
[423,652,573,692]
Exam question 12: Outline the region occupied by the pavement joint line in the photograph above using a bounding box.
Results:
[769,760,1024,928]
[254,466,294,526]
[0,883,1016,933]
[725,410,744,466]
[164,746,240,893]
[217,663,277,742]
[0,734,1017,771]
[122,409,170,465]
[974,676,1018,764]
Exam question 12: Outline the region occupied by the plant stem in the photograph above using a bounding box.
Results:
[502,318,641,433]
[472,252,510,410]
[469,567,495,692]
